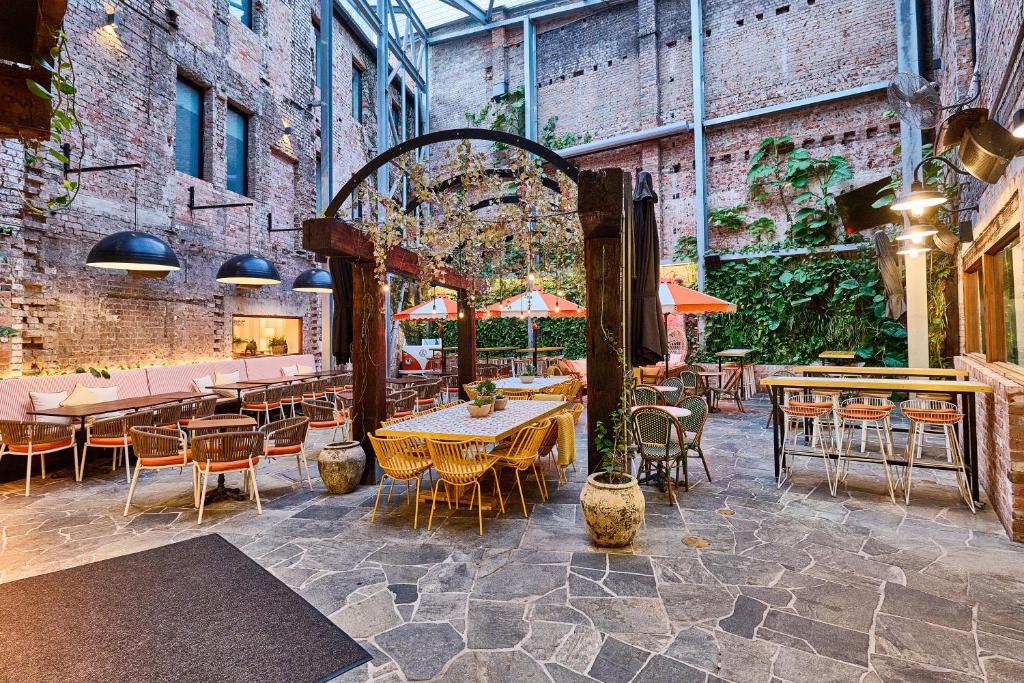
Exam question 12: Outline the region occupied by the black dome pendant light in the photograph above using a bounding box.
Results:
[71,148,180,273]
[291,267,333,293]
[192,194,280,286]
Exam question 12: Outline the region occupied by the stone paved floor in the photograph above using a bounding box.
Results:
[2,399,1024,682]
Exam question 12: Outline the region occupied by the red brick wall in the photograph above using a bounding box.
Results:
[429,0,899,259]
[0,0,386,378]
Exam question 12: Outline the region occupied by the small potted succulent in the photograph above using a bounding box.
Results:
[520,363,537,384]
[493,389,508,410]
[467,395,493,417]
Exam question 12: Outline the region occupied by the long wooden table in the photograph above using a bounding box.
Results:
[377,399,567,443]
[793,366,969,379]
[762,375,992,505]
[27,391,217,430]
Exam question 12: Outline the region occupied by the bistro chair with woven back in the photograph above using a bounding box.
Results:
[632,385,661,407]
[241,387,283,426]
[301,399,348,441]
[679,367,708,399]
[325,372,353,409]
[279,381,306,418]
[425,437,504,536]
[124,426,193,515]
[675,396,713,490]
[414,379,442,412]
[81,410,155,483]
[0,420,78,496]
[630,406,687,504]
[660,376,685,406]
[367,433,434,529]
[191,430,264,524]
[153,403,183,432]
[261,416,313,489]
[387,389,418,419]
[178,396,216,431]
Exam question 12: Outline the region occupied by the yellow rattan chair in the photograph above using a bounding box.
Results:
[425,437,504,535]
[368,433,434,529]
[502,388,533,400]
[491,419,552,516]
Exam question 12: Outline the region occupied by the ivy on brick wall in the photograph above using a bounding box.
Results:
[699,251,908,367]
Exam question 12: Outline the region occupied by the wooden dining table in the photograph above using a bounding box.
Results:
[27,391,217,430]
[762,375,992,506]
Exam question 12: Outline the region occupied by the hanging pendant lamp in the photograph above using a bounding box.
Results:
[85,164,180,272]
[291,267,332,293]
[217,206,280,285]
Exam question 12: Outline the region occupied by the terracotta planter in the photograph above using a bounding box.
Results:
[317,441,365,494]
[579,472,645,547]
[467,403,491,418]
[493,396,508,410]
[271,344,286,355]
[520,375,535,384]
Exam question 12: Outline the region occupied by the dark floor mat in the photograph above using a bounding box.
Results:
[0,534,370,682]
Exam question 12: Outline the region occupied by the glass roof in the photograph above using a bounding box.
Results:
[405,0,559,30]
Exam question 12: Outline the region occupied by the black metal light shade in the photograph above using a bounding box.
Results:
[291,267,333,293]
[86,231,180,271]
[217,254,281,285]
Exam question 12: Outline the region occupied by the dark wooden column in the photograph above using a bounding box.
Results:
[580,168,630,473]
[456,289,477,400]
[351,261,386,484]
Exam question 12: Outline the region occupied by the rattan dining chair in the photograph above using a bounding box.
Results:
[241,387,284,425]
[300,399,348,441]
[630,407,687,505]
[125,426,193,515]
[425,437,504,535]
[178,397,216,430]
[414,380,442,412]
[492,419,552,516]
[153,403,183,431]
[389,389,418,418]
[675,396,713,490]
[367,433,434,529]
[661,377,685,406]
[632,385,661,407]
[192,430,264,524]
[81,410,155,482]
[261,416,312,489]
[502,388,533,400]
[0,420,78,495]
[302,378,330,401]
[279,382,305,418]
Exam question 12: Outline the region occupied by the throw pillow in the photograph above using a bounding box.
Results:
[30,390,70,424]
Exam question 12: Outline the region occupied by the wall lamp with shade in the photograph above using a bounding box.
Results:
[187,188,281,286]
[291,267,332,293]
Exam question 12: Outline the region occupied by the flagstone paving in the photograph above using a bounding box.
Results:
[2,398,1024,682]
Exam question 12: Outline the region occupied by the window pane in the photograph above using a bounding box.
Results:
[352,65,362,122]
[1002,238,1023,365]
[229,0,252,27]
[978,270,986,354]
[175,78,202,178]
[226,106,248,196]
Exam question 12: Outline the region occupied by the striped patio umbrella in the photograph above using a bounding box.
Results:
[393,296,459,321]
[480,289,586,318]
[658,281,735,315]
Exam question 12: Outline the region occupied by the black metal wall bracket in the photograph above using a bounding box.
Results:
[61,143,141,176]
[266,213,302,233]
[187,186,254,211]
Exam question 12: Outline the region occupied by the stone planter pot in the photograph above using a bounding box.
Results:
[520,375,535,384]
[317,441,365,494]
[467,402,492,417]
[493,396,508,410]
[579,472,645,547]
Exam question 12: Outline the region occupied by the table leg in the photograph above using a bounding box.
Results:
[771,386,782,481]
[966,393,981,506]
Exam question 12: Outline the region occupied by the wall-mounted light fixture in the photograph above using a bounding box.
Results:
[105,6,119,29]
[283,124,293,136]
[188,188,280,286]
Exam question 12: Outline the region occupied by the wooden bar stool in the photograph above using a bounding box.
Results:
[835,397,897,503]
[899,399,974,512]
[778,393,838,492]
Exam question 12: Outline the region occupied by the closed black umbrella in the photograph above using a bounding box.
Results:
[630,171,668,368]
[329,257,353,365]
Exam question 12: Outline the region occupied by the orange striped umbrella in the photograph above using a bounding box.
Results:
[658,281,735,314]
[479,289,585,319]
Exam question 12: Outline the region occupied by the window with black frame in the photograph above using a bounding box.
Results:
[229,0,252,27]
[226,105,248,196]
[175,77,203,178]
[352,64,363,123]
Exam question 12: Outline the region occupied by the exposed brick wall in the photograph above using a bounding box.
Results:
[935,0,1024,540]
[429,0,898,260]
[0,0,382,378]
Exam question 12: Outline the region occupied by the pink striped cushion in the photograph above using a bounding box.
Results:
[243,354,315,380]
[0,368,150,421]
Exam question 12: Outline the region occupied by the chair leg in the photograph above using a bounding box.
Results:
[514,469,528,517]
[250,466,262,514]
[371,476,388,521]
[24,451,32,496]
[123,444,132,484]
[301,446,313,490]
[491,468,505,514]
[413,477,422,529]
[40,453,46,479]
[72,443,80,483]
[475,481,484,536]
[427,479,441,531]
[904,422,918,505]
[192,466,200,508]
[197,469,210,524]
[124,464,142,516]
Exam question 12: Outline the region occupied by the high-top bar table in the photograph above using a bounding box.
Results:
[715,349,754,398]
[762,375,992,506]
[793,366,969,379]
[817,350,856,364]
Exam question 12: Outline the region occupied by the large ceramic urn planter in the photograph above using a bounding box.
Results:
[317,441,365,494]
[579,472,645,547]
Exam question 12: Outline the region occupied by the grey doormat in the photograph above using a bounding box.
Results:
[0,534,370,682]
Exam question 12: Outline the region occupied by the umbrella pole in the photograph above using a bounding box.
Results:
[664,313,670,376]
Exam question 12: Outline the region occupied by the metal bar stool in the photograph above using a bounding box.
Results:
[835,396,897,503]
[899,399,974,512]
[778,393,838,491]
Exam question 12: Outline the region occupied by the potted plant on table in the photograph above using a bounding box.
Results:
[520,363,537,384]
[579,342,645,547]
[492,389,508,410]
[269,336,288,355]
[467,395,493,417]
[232,336,248,355]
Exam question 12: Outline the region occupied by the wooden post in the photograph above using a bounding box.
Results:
[351,261,386,484]
[457,290,477,400]
[580,168,630,473]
